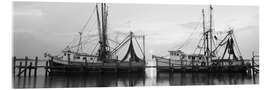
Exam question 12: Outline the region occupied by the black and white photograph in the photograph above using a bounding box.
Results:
[11,1,259,88]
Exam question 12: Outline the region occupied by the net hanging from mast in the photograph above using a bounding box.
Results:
[120,33,143,62]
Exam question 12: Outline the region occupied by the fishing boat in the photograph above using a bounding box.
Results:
[44,3,146,73]
[152,5,251,73]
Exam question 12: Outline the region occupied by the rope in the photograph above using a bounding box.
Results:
[177,21,202,50]
[80,7,96,33]
[193,35,204,54]
[62,6,96,51]
[134,37,144,56]
[232,33,242,57]
[91,42,99,55]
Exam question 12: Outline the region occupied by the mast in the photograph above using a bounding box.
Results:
[202,9,208,66]
[96,3,110,62]
[76,32,83,53]
[143,35,146,63]
[209,5,214,61]
[96,4,102,62]
[96,4,102,46]
[202,9,205,55]
[102,3,109,53]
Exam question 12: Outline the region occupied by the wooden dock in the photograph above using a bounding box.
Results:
[13,56,40,77]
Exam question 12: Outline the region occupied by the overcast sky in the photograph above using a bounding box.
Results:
[13,2,258,60]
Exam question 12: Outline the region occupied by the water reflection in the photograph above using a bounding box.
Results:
[156,72,258,86]
[13,68,258,88]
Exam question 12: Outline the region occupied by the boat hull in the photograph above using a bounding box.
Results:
[155,58,251,73]
[48,59,145,74]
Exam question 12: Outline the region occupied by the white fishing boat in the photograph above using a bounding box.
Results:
[44,3,146,73]
[153,5,251,72]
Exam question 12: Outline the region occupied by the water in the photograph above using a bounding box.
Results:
[13,68,258,88]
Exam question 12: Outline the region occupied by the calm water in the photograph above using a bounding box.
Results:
[13,68,258,88]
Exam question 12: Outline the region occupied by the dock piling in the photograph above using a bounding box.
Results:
[45,61,49,76]
[115,62,118,72]
[169,59,171,70]
[13,56,16,77]
[17,62,22,77]
[34,57,38,77]
[29,62,32,77]
[24,56,28,77]
[156,59,159,71]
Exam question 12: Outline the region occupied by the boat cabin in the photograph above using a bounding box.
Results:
[168,50,207,66]
[168,50,184,60]
[61,50,98,63]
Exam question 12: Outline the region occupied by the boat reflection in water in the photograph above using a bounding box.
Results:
[156,72,258,86]
[13,68,258,88]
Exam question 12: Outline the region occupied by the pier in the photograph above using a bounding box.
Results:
[13,56,39,77]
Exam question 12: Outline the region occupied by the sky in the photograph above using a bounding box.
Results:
[13,2,258,60]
